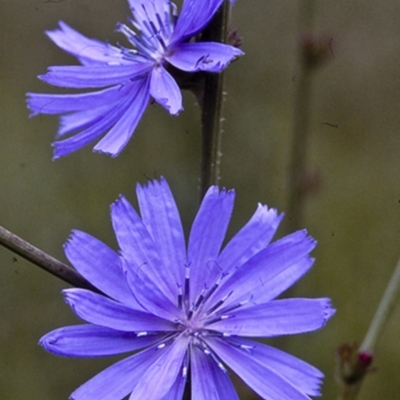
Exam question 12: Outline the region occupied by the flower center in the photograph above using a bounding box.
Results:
[117,1,177,63]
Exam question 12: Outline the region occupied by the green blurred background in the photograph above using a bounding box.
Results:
[1,0,400,398]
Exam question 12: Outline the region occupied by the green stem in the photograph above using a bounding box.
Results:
[285,0,315,233]
[336,257,400,400]
[0,225,96,290]
[199,0,230,199]
[360,257,400,353]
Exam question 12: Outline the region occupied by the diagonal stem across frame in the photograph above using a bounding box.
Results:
[0,225,97,291]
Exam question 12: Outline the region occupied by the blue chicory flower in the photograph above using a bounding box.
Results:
[26,0,243,159]
[40,178,334,400]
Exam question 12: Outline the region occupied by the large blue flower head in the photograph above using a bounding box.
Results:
[27,0,243,159]
[40,178,334,400]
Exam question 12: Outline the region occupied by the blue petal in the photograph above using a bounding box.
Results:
[122,257,183,322]
[53,109,126,158]
[210,204,283,290]
[51,100,130,158]
[208,337,315,400]
[245,257,315,307]
[70,345,168,400]
[222,337,324,397]
[159,370,187,400]
[46,21,129,66]
[187,186,235,305]
[208,298,335,337]
[39,63,153,88]
[206,230,316,311]
[63,230,139,309]
[40,324,164,357]
[167,42,243,73]
[52,77,150,158]
[54,84,133,138]
[171,0,224,44]
[63,288,176,332]
[191,345,239,400]
[150,66,183,114]
[212,256,315,315]
[111,194,173,298]
[136,178,187,292]
[93,77,150,156]
[27,85,129,116]
[128,336,190,399]
[56,103,121,138]
[111,196,181,320]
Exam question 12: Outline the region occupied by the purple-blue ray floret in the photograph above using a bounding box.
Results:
[40,177,334,400]
[26,0,244,159]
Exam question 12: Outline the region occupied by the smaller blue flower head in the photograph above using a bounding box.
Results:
[40,178,334,400]
[26,0,243,159]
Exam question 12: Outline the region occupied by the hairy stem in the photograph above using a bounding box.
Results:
[199,0,230,200]
[0,225,96,290]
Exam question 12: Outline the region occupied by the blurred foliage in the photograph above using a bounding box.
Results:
[1,0,400,398]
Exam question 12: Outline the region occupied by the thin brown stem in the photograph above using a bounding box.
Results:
[0,225,96,290]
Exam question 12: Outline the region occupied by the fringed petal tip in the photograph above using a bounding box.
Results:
[38,329,67,356]
[25,94,36,113]
[51,135,125,160]
[38,335,48,349]
[110,194,127,210]
[63,229,80,247]
[51,145,70,161]
[26,93,51,118]
[51,152,61,161]
[45,20,69,37]
[38,330,63,355]
[61,288,74,302]
[259,202,282,214]
[204,185,236,199]
[51,139,89,161]
[322,298,336,323]
[37,73,48,83]
[92,145,121,158]
[135,176,170,197]
[51,141,65,161]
